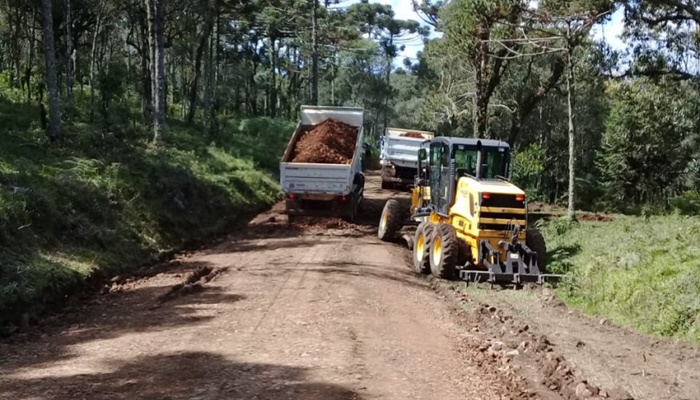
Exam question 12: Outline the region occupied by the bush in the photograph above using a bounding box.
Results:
[511,143,545,201]
[670,191,700,215]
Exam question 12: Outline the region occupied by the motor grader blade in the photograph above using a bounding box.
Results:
[459,239,564,286]
[458,270,563,285]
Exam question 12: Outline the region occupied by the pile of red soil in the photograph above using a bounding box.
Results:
[290,217,356,230]
[400,132,426,139]
[292,119,359,164]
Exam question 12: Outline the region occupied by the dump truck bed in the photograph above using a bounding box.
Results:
[280,106,364,197]
[380,128,434,170]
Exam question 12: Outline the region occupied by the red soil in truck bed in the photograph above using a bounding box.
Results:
[291,119,359,164]
[400,132,427,139]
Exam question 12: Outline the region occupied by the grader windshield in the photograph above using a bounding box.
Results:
[428,138,511,215]
[453,145,509,179]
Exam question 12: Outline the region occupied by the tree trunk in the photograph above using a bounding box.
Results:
[139,5,152,122]
[65,0,73,110]
[269,37,277,117]
[40,0,61,141]
[186,18,213,125]
[152,0,166,142]
[473,38,485,138]
[383,35,394,133]
[566,45,576,220]
[89,10,103,122]
[25,20,36,103]
[203,11,216,135]
[311,0,319,105]
[144,0,156,125]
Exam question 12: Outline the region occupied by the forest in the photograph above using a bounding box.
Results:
[0,0,699,342]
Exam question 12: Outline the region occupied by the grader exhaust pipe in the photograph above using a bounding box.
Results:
[475,140,483,180]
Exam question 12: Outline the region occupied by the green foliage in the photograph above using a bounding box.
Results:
[600,79,695,210]
[512,143,545,200]
[543,216,700,344]
[670,191,700,216]
[0,95,290,331]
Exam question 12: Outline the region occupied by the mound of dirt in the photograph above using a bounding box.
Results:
[292,119,359,164]
[290,217,356,230]
[400,132,426,139]
[578,212,613,222]
[155,265,225,305]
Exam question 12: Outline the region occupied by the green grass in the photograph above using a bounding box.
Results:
[0,92,295,332]
[544,216,700,344]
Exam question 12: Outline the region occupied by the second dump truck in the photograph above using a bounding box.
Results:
[379,127,434,190]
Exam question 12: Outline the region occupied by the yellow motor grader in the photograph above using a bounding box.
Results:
[378,137,559,285]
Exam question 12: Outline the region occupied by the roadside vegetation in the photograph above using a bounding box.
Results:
[544,215,700,344]
[0,87,293,332]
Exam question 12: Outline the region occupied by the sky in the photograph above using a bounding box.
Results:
[335,0,627,66]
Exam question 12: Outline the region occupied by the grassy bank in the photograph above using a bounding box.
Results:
[544,216,700,344]
[0,97,294,333]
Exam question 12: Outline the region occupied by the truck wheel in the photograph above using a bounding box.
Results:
[429,223,459,280]
[378,199,402,241]
[526,229,548,273]
[343,194,358,222]
[354,173,365,189]
[413,222,434,274]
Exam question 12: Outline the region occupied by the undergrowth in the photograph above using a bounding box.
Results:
[544,216,700,344]
[0,94,294,332]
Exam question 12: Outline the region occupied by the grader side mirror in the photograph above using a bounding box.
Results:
[418,148,428,161]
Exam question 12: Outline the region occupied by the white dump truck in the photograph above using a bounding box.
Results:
[379,127,434,190]
[280,106,365,221]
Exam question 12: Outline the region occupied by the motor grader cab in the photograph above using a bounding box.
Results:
[378,137,559,285]
[409,139,431,216]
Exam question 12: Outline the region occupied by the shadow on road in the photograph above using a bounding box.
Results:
[0,261,241,372]
[0,351,363,400]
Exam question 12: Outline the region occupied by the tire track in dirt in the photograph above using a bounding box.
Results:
[251,242,322,332]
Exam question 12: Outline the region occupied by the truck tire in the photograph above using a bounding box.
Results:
[378,199,402,241]
[346,199,357,222]
[354,173,365,189]
[526,229,548,273]
[457,240,471,267]
[429,223,459,280]
[413,222,434,274]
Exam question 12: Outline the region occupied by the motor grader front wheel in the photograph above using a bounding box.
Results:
[412,222,434,274]
[429,223,459,280]
[378,199,403,241]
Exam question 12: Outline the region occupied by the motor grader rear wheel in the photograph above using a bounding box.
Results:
[429,223,459,280]
[526,229,548,273]
[378,199,402,241]
[412,222,434,274]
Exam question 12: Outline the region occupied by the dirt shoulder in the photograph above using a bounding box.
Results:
[453,284,700,400]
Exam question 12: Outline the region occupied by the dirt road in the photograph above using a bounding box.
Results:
[1,174,698,400]
[0,175,521,400]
